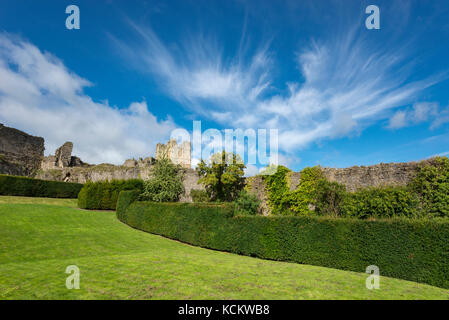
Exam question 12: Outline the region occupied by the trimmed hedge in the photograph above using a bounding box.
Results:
[0,174,83,198]
[116,189,141,221]
[117,191,449,289]
[78,179,144,210]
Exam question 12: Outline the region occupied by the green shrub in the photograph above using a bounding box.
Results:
[315,179,347,217]
[77,179,144,210]
[342,186,421,219]
[190,189,210,203]
[233,190,261,215]
[117,196,449,289]
[409,157,449,217]
[0,174,83,198]
[140,158,184,202]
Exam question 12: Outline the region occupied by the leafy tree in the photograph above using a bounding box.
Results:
[140,158,184,202]
[196,151,245,202]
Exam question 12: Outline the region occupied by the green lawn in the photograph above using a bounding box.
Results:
[0,196,448,300]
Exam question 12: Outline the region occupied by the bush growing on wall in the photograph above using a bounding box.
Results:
[233,190,261,215]
[190,189,210,203]
[261,157,449,219]
[77,179,143,210]
[0,174,83,198]
[287,166,324,215]
[409,156,449,217]
[116,194,449,289]
[263,165,327,216]
[341,186,421,219]
[314,179,347,217]
[140,158,184,202]
[262,165,292,214]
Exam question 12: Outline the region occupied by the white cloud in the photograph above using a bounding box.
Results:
[413,102,438,122]
[0,33,176,165]
[388,102,446,129]
[388,111,408,129]
[431,107,449,129]
[111,22,272,120]
[244,164,260,177]
[114,22,447,154]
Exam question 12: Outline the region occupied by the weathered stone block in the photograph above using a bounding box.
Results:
[55,142,73,168]
[0,123,44,176]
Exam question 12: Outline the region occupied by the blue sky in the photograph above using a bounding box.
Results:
[0,0,448,174]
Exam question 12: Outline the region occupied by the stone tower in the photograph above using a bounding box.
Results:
[156,139,191,168]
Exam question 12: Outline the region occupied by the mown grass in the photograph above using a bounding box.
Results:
[0,196,448,300]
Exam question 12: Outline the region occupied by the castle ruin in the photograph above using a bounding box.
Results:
[1,124,445,206]
[156,139,191,169]
[0,124,44,176]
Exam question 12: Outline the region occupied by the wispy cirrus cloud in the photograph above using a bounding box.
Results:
[111,21,272,120]
[0,33,176,164]
[113,19,447,156]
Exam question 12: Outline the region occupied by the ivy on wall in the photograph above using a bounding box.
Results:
[409,156,449,217]
[262,165,324,216]
[262,165,292,215]
[261,157,449,219]
[287,166,324,215]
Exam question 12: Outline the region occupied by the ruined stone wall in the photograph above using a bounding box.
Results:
[156,139,191,169]
[41,141,87,172]
[288,160,435,192]
[36,162,204,202]
[0,124,44,176]
[37,156,433,206]
[180,168,204,202]
[55,142,73,168]
[25,125,437,207]
[247,159,438,215]
[36,164,149,184]
[246,176,270,216]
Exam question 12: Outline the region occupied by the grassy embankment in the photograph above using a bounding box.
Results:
[0,196,447,299]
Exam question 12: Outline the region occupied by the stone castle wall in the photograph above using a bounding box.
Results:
[247,159,436,215]
[36,163,203,202]
[288,159,437,192]
[1,124,440,207]
[0,124,44,176]
[35,139,201,201]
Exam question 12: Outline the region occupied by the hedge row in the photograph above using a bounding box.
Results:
[117,190,449,289]
[78,179,144,210]
[0,174,83,198]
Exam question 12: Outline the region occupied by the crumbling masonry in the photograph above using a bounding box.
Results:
[0,124,441,206]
